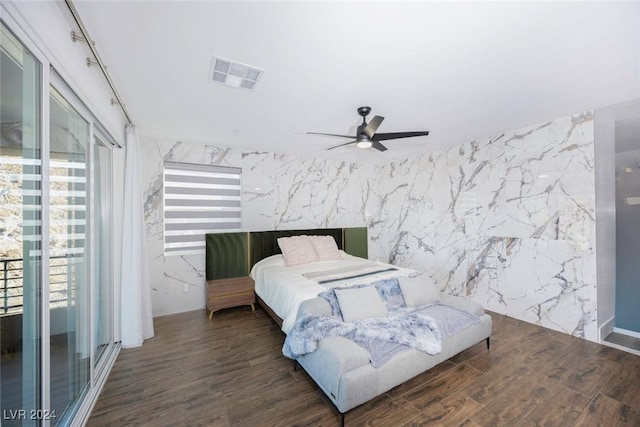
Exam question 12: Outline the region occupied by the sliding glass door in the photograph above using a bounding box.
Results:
[0,22,43,425]
[1,17,119,426]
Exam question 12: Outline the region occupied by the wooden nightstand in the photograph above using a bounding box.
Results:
[206,276,255,320]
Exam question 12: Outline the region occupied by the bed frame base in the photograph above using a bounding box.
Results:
[256,294,284,329]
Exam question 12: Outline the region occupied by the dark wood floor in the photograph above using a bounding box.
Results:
[88,306,640,426]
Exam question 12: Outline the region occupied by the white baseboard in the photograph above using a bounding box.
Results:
[599,316,615,341]
[613,327,640,340]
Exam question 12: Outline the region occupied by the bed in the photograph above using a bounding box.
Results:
[251,250,413,333]
[205,228,492,425]
[204,227,369,329]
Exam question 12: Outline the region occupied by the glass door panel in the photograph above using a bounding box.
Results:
[0,22,43,426]
[93,138,112,364]
[49,87,90,423]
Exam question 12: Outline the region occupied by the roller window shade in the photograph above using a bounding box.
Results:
[163,161,241,255]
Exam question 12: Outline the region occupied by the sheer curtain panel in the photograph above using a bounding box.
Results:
[120,127,154,348]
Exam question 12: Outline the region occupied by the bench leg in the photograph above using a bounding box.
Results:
[340,412,345,427]
[486,337,490,350]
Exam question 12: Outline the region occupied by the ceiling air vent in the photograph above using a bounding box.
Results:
[209,56,263,91]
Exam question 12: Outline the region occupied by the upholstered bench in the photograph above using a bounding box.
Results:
[293,291,492,425]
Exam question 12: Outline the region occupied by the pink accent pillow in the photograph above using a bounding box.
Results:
[309,235,342,261]
[277,236,319,266]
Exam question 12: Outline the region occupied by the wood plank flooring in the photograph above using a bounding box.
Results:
[88,307,640,426]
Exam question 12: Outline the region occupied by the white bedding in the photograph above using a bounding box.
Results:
[251,251,413,333]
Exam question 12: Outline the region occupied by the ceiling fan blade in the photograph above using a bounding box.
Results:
[372,131,430,141]
[362,115,385,138]
[327,140,357,150]
[371,141,388,152]
[307,131,356,139]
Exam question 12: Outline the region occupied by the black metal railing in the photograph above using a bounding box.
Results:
[1,256,78,315]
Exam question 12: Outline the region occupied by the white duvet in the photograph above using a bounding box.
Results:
[250,252,413,333]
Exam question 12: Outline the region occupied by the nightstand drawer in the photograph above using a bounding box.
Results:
[206,276,255,319]
[207,276,254,296]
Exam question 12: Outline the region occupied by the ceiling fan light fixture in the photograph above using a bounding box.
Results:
[356,140,372,148]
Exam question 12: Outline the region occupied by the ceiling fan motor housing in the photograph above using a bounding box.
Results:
[357,106,372,118]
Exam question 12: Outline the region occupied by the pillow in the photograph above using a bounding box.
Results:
[308,235,342,261]
[277,236,318,266]
[334,286,387,322]
[398,275,440,307]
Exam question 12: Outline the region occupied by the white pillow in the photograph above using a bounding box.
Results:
[277,236,318,266]
[308,235,342,261]
[335,286,387,322]
[398,275,440,307]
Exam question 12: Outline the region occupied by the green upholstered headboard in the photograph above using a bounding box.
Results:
[205,227,368,280]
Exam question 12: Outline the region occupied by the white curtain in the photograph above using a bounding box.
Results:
[120,126,154,348]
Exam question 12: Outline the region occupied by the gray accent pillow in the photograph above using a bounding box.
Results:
[334,286,388,322]
[398,275,440,307]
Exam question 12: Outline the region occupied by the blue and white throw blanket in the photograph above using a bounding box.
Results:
[282,279,480,367]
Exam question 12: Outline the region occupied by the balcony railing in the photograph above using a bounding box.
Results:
[1,255,79,315]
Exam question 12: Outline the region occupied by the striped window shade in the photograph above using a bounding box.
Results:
[163,161,241,256]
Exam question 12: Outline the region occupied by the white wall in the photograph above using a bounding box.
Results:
[594,113,616,340]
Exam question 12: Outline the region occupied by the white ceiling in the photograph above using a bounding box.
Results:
[73,1,640,163]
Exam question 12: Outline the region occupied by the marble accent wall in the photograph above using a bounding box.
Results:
[140,139,240,316]
[377,112,598,340]
[140,138,375,316]
[140,111,598,342]
[242,152,374,231]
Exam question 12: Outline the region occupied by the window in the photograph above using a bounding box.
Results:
[163,161,241,256]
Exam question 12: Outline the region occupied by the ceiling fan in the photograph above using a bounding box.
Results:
[307,106,429,152]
